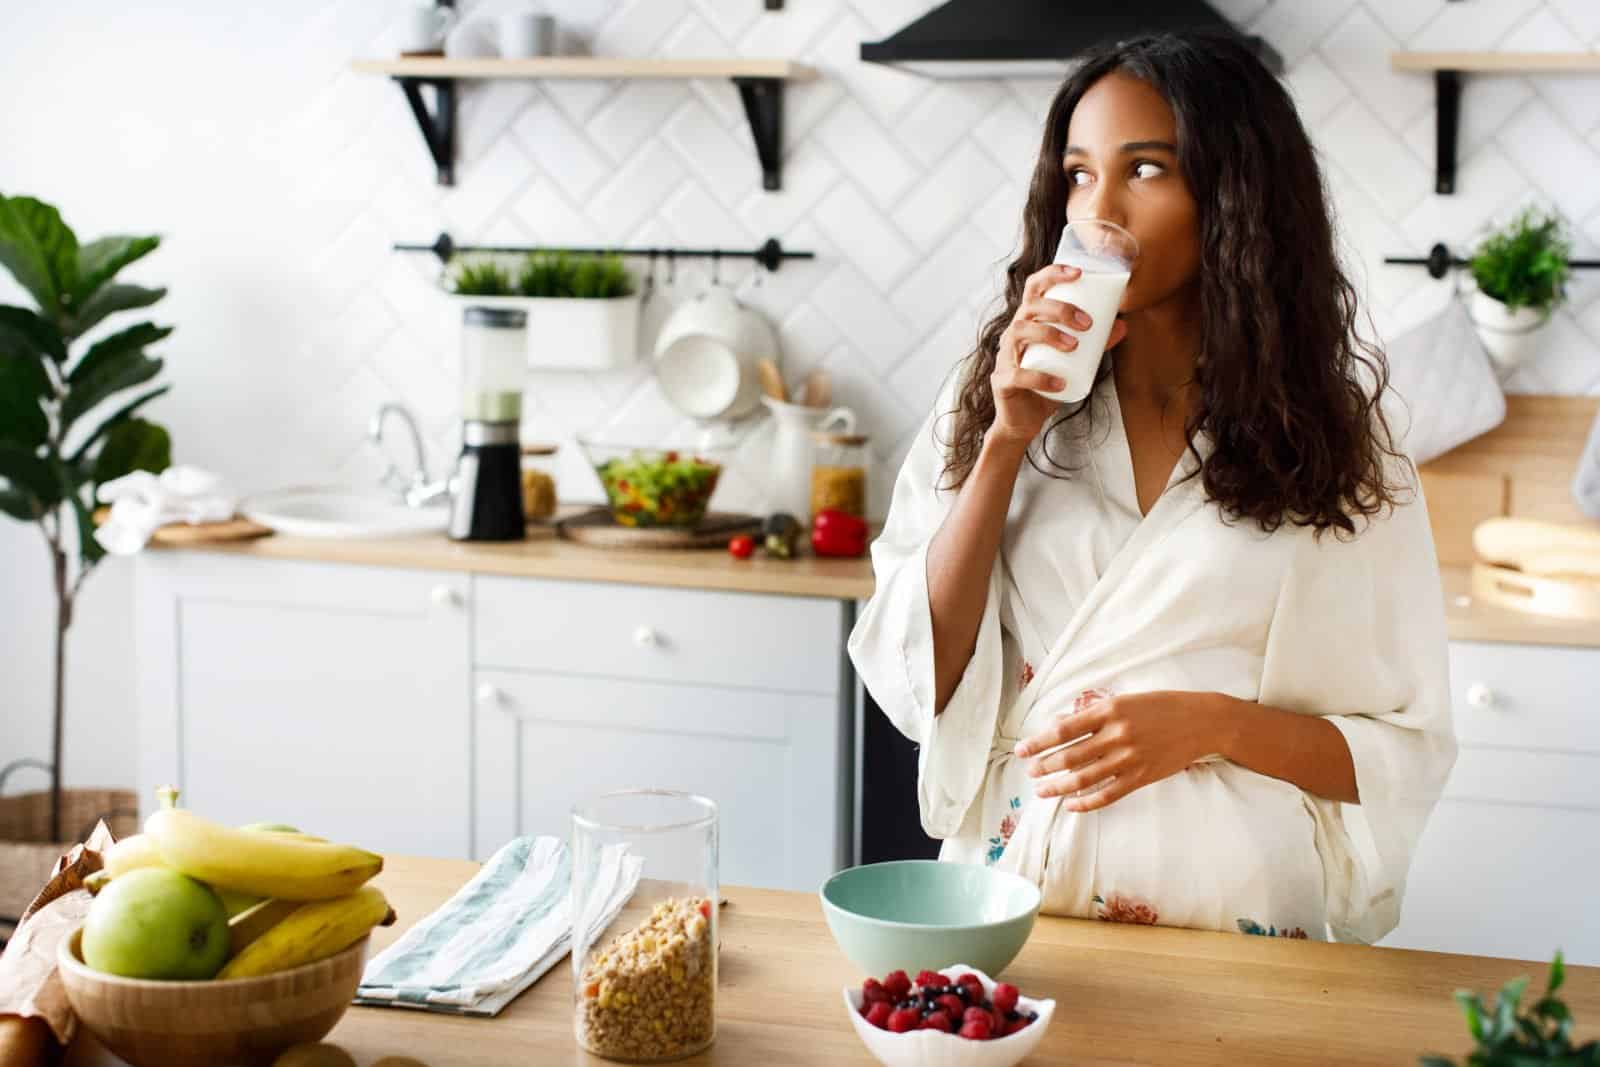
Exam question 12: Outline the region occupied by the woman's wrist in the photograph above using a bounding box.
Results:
[1208,692,1255,761]
[980,427,1031,468]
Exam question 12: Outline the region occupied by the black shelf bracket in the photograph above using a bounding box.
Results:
[1433,69,1462,195]
[733,77,784,191]
[396,77,457,186]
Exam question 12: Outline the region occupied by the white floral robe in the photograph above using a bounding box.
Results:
[848,365,1457,942]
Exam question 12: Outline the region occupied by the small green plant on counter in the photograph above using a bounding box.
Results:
[448,256,515,296]
[516,251,633,299]
[0,193,174,839]
[1420,952,1598,1066]
[1469,207,1572,314]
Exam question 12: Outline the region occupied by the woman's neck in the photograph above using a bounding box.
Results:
[1113,283,1202,409]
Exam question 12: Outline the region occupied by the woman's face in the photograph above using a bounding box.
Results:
[1062,71,1201,314]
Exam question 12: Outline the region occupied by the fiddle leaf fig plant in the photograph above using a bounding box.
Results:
[0,193,173,841]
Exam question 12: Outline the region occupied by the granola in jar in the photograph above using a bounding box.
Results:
[575,896,716,1061]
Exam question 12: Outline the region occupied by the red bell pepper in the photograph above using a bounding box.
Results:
[811,508,868,557]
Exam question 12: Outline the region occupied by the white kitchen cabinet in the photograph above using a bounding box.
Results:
[134,556,858,886]
[1382,640,1600,965]
[470,576,854,891]
[135,553,472,859]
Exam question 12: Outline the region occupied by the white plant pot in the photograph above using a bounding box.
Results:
[446,293,642,370]
[1469,289,1549,373]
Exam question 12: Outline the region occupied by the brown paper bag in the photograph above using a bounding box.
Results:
[0,823,116,1064]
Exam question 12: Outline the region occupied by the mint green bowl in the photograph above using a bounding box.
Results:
[819,861,1041,978]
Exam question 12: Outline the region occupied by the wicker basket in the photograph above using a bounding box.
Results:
[0,786,138,922]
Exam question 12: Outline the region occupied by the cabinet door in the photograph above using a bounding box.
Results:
[1383,799,1600,965]
[473,669,850,891]
[136,553,471,859]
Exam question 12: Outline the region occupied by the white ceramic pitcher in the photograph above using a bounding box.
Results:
[764,396,856,520]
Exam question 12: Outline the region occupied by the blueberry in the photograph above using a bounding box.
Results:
[1026,1010,1038,1022]
[1006,1010,1021,1022]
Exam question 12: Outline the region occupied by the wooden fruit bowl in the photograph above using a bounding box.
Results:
[57,926,368,1067]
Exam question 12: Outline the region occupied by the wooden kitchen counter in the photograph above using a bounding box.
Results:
[171,531,1600,647]
[73,854,1593,1066]
[173,524,876,600]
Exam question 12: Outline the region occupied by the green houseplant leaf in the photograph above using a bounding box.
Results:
[67,385,170,467]
[72,235,159,310]
[91,417,171,488]
[0,195,79,319]
[0,304,68,362]
[60,323,168,434]
[68,321,172,387]
[0,440,58,510]
[66,283,167,340]
[0,352,51,449]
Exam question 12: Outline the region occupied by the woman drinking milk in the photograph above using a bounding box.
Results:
[848,32,1457,944]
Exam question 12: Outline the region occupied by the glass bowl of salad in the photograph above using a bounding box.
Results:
[578,436,728,528]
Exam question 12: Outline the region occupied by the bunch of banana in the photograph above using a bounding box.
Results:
[86,786,395,979]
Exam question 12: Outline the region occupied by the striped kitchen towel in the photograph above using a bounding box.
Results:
[354,835,642,1016]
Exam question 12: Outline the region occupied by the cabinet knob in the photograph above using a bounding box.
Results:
[1465,682,1498,710]
[431,585,463,609]
[633,625,660,649]
[476,683,504,707]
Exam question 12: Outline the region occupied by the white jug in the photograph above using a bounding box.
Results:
[764,396,856,520]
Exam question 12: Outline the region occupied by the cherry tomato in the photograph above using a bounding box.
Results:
[728,534,755,559]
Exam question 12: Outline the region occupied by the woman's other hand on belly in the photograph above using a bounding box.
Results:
[1013,689,1232,811]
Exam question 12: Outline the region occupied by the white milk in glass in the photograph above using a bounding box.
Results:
[1020,246,1131,404]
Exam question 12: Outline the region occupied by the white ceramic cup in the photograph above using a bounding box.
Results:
[654,288,746,419]
[498,11,555,58]
[402,2,457,52]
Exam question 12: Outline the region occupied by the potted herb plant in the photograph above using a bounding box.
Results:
[445,251,640,371]
[1420,951,1596,1066]
[0,193,172,912]
[1468,207,1572,372]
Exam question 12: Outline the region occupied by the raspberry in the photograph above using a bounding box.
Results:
[963,1006,991,1026]
[935,994,966,1019]
[920,1010,953,1032]
[958,1017,993,1040]
[864,1001,892,1029]
[956,973,984,995]
[887,1008,921,1034]
[992,982,1020,1015]
[1006,1015,1032,1035]
[862,978,892,1005]
[882,970,912,1000]
[915,969,944,990]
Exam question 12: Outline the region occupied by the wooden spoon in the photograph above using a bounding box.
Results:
[758,358,788,403]
[799,369,831,409]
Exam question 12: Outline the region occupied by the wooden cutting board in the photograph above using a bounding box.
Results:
[555,507,761,549]
[91,507,272,545]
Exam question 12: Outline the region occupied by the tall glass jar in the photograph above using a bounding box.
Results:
[809,430,870,519]
[572,790,718,1062]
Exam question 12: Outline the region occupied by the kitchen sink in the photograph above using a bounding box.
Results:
[240,486,448,539]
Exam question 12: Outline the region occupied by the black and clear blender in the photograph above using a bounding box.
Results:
[449,306,526,541]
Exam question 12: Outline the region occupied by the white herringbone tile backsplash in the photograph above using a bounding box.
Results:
[341,0,1600,520]
[2,0,1599,784]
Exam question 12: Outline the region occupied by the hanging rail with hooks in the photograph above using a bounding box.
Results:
[1383,242,1600,280]
[393,232,814,274]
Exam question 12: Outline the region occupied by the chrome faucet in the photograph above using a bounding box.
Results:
[368,404,450,508]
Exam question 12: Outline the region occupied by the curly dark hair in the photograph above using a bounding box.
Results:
[942,31,1405,536]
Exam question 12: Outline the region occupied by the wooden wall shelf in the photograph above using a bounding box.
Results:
[350,57,817,188]
[1390,51,1600,195]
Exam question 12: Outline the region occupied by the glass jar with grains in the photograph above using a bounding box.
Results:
[809,431,869,520]
[572,790,718,1063]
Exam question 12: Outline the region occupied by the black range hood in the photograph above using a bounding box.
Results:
[860,0,1281,78]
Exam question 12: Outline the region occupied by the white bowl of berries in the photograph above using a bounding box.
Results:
[844,964,1054,1067]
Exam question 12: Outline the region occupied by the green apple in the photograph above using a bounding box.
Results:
[81,867,229,980]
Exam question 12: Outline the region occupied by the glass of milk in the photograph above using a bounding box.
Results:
[1019,219,1139,403]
